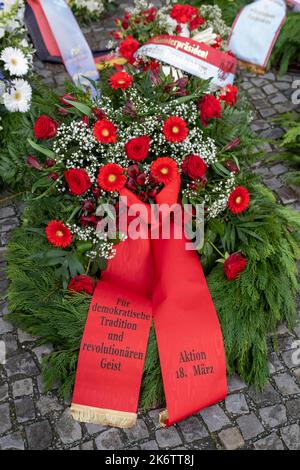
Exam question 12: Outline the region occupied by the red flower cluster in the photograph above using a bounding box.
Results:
[27,155,42,170]
[182,155,207,181]
[224,160,239,173]
[93,119,117,144]
[170,4,205,30]
[59,94,77,115]
[111,30,121,40]
[119,35,140,64]
[64,168,91,196]
[45,220,72,248]
[150,157,178,185]
[163,116,189,143]
[34,115,57,140]
[224,253,247,280]
[98,163,126,192]
[125,136,150,162]
[198,94,222,127]
[228,186,250,214]
[126,164,161,201]
[219,85,239,107]
[115,12,131,30]
[68,275,95,295]
[224,137,241,152]
[109,71,134,90]
[190,14,205,31]
[143,7,156,24]
[211,37,223,50]
[59,93,77,107]
[92,107,106,120]
[80,214,98,227]
[170,4,197,23]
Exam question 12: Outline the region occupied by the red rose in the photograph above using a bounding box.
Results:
[68,275,95,295]
[119,35,140,64]
[219,85,239,107]
[198,94,222,127]
[64,168,91,196]
[170,4,198,23]
[34,115,57,140]
[181,155,207,180]
[125,136,150,162]
[224,253,247,280]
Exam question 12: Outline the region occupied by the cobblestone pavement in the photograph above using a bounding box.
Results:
[1,2,300,450]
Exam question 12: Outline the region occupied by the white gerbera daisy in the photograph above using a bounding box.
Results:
[3,79,32,112]
[0,47,29,77]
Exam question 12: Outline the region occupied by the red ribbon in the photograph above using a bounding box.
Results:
[71,173,227,427]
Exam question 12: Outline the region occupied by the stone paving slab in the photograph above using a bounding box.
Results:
[1,2,300,450]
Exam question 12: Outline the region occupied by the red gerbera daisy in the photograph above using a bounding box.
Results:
[150,157,178,185]
[97,163,126,192]
[45,220,73,248]
[93,119,117,144]
[228,186,250,214]
[163,116,189,143]
[109,71,134,91]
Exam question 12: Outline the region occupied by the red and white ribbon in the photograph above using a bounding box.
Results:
[136,35,237,88]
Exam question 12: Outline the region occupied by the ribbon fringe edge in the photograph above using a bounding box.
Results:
[70,403,137,429]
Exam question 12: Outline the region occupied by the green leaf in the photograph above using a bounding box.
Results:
[31,176,52,193]
[98,257,108,271]
[44,249,68,258]
[76,241,93,254]
[43,258,66,267]
[208,219,225,236]
[63,99,92,116]
[68,254,84,277]
[28,139,55,159]
[212,162,231,177]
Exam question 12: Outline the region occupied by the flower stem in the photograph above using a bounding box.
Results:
[85,259,92,275]
[66,206,80,224]
[0,191,26,205]
[208,240,225,259]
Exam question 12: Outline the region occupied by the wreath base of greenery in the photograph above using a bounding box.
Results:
[5,182,300,409]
